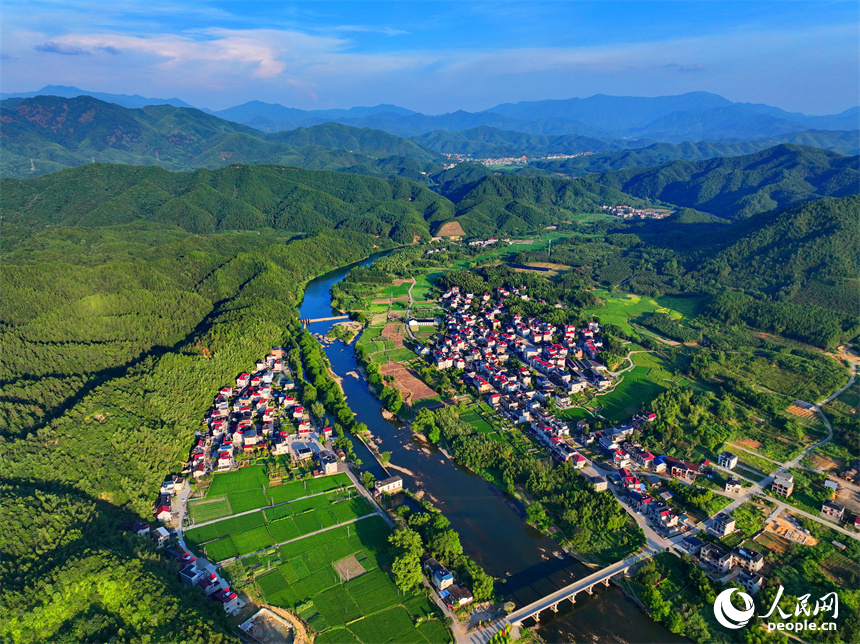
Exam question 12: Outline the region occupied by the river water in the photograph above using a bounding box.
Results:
[298,259,686,644]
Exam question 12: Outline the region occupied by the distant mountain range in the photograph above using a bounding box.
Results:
[0,84,196,109]
[5,86,857,141]
[0,95,442,179]
[4,94,858,183]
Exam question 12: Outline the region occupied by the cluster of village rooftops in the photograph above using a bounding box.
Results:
[139,347,364,617]
[421,283,806,597]
[196,346,344,478]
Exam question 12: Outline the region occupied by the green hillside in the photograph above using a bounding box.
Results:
[412,125,624,157]
[703,196,859,292]
[431,166,656,235]
[415,126,859,161]
[1,163,453,245]
[529,133,860,176]
[587,144,860,219]
[0,95,442,179]
[270,122,440,162]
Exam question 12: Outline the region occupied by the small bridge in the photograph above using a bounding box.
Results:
[494,552,653,636]
[301,315,350,327]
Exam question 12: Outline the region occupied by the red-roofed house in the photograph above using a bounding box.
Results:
[155,505,172,522]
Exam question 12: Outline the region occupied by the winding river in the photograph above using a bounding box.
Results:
[298,258,686,644]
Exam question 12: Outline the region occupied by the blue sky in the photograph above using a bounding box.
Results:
[2,1,857,114]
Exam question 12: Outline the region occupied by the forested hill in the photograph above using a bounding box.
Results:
[267,122,439,162]
[527,133,860,176]
[414,126,859,160]
[612,195,860,347]
[0,220,394,642]
[2,161,656,243]
[0,95,443,179]
[587,144,860,220]
[701,195,860,305]
[428,164,656,236]
[0,163,456,246]
[412,125,627,156]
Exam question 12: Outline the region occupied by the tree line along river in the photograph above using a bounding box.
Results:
[298,256,687,644]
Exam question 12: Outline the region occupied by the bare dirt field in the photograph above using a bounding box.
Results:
[436,220,465,237]
[379,361,438,403]
[334,554,367,583]
[765,514,819,546]
[242,608,297,644]
[835,486,860,515]
[787,405,817,420]
[381,321,407,349]
[808,453,844,472]
[737,438,763,449]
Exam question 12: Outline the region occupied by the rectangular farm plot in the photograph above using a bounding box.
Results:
[265,503,294,522]
[315,585,364,629]
[257,570,289,597]
[330,498,373,523]
[348,606,415,644]
[204,536,239,562]
[294,509,325,535]
[228,488,269,514]
[207,464,268,497]
[316,628,361,644]
[268,480,314,505]
[184,523,220,548]
[232,525,275,556]
[268,517,301,544]
[187,497,232,523]
[289,566,341,601]
[345,569,402,615]
[290,494,331,514]
[417,619,453,644]
[218,510,267,535]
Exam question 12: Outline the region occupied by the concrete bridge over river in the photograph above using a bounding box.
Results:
[478,552,654,642]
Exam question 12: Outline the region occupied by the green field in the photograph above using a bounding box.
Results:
[594,372,670,421]
[228,488,269,514]
[246,515,447,642]
[187,497,232,523]
[207,464,269,497]
[461,409,495,434]
[204,536,239,562]
[232,525,276,556]
[583,289,698,337]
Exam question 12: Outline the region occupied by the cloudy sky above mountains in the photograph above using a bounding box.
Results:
[2,1,857,114]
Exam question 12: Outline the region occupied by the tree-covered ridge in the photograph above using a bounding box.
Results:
[268,122,439,162]
[414,126,860,160]
[528,133,860,176]
[588,144,860,220]
[1,162,452,244]
[413,125,625,157]
[430,166,655,236]
[0,95,443,179]
[0,228,392,642]
[702,196,860,299]
[0,480,236,644]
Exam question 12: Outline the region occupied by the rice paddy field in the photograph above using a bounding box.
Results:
[184,472,369,562]
[227,515,452,644]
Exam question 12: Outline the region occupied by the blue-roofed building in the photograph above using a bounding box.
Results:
[424,557,454,590]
